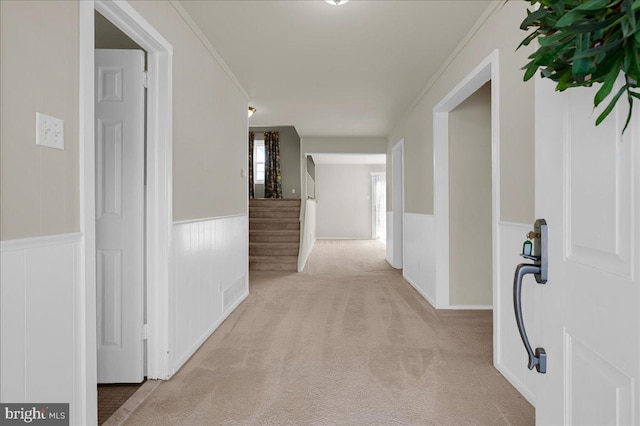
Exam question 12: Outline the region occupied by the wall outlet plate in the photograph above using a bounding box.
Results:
[36,112,64,150]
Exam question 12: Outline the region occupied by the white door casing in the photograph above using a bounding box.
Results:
[392,140,404,269]
[95,49,145,383]
[534,75,639,424]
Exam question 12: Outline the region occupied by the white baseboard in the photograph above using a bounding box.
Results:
[171,289,249,375]
[403,273,436,308]
[446,304,493,310]
[495,361,536,407]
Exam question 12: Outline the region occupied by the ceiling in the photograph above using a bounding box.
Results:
[179,0,493,138]
[311,153,386,165]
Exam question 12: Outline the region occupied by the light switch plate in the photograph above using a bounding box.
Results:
[36,112,64,150]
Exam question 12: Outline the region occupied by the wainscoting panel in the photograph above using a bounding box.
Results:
[0,233,82,423]
[495,221,537,405]
[298,200,316,272]
[402,213,436,306]
[386,211,394,267]
[170,215,249,375]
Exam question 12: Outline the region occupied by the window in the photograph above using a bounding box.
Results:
[254,140,265,183]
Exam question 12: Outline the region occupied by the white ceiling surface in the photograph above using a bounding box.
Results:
[179,0,493,138]
[311,153,386,165]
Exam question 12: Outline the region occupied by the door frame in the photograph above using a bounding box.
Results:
[79,1,173,422]
[390,139,404,269]
[432,50,500,310]
[370,172,386,240]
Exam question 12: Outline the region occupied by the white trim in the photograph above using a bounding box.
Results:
[170,289,249,374]
[316,237,377,240]
[167,0,249,101]
[391,139,405,269]
[80,2,173,422]
[0,232,82,252]
[432,49,501,356]
[173,213,247,226]
[495,362,537,406]
[446,305,493,310]
[403,273,436,308]
[78,3,97,423]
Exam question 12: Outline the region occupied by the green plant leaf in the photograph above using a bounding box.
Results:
[556,0,611,27]
[620,92,633,133]
[521,8,550,30]
[596,83,628,125]
[573,37,624,59]
[594,66,621,106]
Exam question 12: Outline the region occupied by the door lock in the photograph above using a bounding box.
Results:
[513,219,548,373]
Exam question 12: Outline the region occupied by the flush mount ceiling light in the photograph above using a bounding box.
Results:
[325,0,349,5]
[248,106,256,118]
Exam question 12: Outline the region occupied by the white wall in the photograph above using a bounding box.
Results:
[316,164,384,239]
[170,215,249,375]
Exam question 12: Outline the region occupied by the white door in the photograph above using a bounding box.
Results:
[534,75,639,424]
[95,49,145,383]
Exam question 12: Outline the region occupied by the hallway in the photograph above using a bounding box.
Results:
[125,240,533,425]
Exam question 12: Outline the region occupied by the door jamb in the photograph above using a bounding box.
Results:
[391,140,404,269]
[432,49,500,344]
[79,1,173,422]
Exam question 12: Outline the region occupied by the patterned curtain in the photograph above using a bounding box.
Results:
[264,131,283,199]
[248,131,255,199]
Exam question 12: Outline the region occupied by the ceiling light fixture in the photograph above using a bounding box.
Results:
[325,0,349,5]
[248,106,256,118]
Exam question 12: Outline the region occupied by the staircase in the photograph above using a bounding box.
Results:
[249,198,301,272]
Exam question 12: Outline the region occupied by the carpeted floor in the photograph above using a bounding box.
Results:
[125,240,533,425]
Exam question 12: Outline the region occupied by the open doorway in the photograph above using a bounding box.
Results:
[371,172,386,241]
[448,82,492,307]
[94,10,147,423]
[432,51,500,369]
[311,153,385,240]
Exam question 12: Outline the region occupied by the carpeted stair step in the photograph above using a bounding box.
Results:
[249,207,300,219]
[250,242,299,256]
[249,230,300,243]
[249,198,301,208]
[249,218,300,231]
[249,255,298,271]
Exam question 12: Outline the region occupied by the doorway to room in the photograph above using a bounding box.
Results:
[448,82,492,308]
[94,9,147,423]
[371,172,386,241]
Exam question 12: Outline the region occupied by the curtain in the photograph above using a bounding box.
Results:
[264,131,283,199]
[248,131,255,199]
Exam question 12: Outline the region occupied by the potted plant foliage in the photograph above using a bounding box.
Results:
[519,0,640,131]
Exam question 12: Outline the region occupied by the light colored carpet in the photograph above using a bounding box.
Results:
[125,240,533,425]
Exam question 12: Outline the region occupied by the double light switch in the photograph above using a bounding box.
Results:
[36,112,64,150]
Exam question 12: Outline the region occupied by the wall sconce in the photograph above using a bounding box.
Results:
[248,106,256,118]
